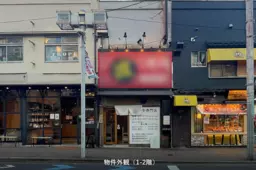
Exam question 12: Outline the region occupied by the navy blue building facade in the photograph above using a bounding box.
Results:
[170,1,254,148]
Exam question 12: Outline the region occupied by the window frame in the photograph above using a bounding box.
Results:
[0,37,24,63]
[208,61,238,78]
[191,51,207,68]
[44,36,79,63]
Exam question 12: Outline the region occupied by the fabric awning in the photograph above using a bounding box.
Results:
[207,48,256,62]
[114,105,142,115]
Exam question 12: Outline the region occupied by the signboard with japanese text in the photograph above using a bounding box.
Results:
[129,107,160,144]
[98,52,172,88]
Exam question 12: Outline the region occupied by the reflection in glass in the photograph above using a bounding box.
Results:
[105,110,116,143]
[6,114,20,128]
[7,46,23,61]
[0,47,6,62]
[6,37,23,44]
[44,98,60,112]
[45,46,62,62]
[62,45,78,61]
[61,37,78,44]
[6,99,20,113]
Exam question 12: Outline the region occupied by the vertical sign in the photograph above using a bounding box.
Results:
[85,51,98,79]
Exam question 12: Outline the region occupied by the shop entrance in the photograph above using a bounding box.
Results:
[103,108,129,145]
[172,107,191,147]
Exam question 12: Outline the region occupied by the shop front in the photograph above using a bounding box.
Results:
[99,97,168,148]
[191,103,247,146]
[0,85,98,145]
[98,50,173,148]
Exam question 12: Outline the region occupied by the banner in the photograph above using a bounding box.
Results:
[85,51,98,79]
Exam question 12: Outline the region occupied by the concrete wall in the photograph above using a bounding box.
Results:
[172,1,252,90]
[0,0,98,85]
[99,1,165,49]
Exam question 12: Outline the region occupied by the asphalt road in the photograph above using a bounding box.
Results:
[1,163,256,170]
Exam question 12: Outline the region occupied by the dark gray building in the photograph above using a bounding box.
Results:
[172,1,252,91]
[170,1,252,148]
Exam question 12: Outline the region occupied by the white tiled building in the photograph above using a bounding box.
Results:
[0,0,98,85]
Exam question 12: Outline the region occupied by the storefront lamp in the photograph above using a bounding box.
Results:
[196,113,202,119]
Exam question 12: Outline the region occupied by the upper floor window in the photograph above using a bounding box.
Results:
[45,36,79,62]
[0,37,23,62]
[191,51,207,67]
[209,61,237,78]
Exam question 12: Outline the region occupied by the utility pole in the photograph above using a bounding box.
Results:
[245,0,254,160]
[80,25,86,159]
[164,0,168,43]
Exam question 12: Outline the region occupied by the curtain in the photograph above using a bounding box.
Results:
[114,105,142,116]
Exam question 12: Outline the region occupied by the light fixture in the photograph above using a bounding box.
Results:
[125,49,129,52]
[65,86,68,89]
[30,21,35,26]
[47,87,50,89]
[123,32,127,49]
[137,39,142,45]
[228,24,233,29]
[213,93,216,98]
[28,87,31,90]
[6,87,9,90]
[142,32,146,38]
[142,32,146,48]
[29,40,35,46]
[140,48,144,52]
[123,32,127,38]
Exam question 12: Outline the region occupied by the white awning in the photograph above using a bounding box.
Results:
[114,105,142,116]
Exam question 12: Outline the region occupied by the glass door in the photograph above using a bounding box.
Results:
[104,109,117,144]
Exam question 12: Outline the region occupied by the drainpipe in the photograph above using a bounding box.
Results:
[165,0,168,43]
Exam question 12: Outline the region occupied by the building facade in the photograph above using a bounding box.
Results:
[0,0,99,145]
[97,1,173,148]
[171,1,254,147]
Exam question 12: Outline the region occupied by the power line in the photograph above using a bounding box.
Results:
[106,0,147,12]
[0,16,55,24]
[108,16,246,31]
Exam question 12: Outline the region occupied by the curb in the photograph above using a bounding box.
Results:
[1,158,256,164]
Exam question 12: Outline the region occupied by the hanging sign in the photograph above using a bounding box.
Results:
[85,51,98,79]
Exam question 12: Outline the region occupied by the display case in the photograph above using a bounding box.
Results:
[191,104,247,146]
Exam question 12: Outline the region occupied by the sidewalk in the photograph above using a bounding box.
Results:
[0,145,254,163]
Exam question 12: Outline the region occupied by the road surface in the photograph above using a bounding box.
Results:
[1,163,256,170]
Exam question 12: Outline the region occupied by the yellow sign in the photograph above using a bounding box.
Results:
[228,90,247,100]
[174,95,198,106]
[207,48,256,62]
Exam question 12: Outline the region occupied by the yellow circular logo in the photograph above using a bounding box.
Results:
[111,58,137,84]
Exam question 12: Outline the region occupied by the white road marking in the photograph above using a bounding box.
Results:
[167,165,180,170]
[0,165,15,169]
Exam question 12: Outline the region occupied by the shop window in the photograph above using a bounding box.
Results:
[0,37,23,62]
[0,113,3,135]
[209,61,237,78]
[61,97,78,140]
[27,90,42,97]
[6,99,20,113]
[45,36,79,62]
[191,51,207,67]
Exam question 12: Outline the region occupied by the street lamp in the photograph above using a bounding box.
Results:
[56,10,102,159]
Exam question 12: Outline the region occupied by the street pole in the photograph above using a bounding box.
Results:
[80,25,86,159]
[245,0,254,160]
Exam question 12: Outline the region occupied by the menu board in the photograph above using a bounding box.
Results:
[129,107,160,144]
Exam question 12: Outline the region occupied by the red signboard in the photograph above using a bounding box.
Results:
[98,52,172,88]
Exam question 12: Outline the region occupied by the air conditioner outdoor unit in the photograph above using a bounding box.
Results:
[93,11,108,37]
